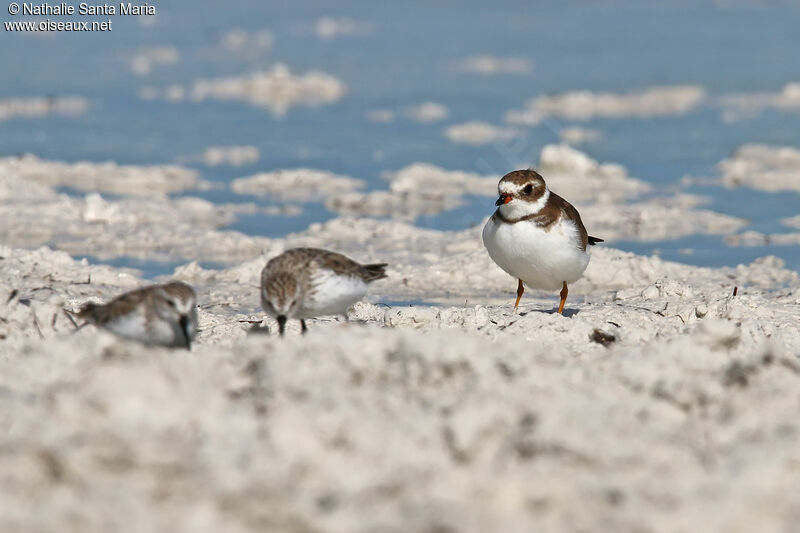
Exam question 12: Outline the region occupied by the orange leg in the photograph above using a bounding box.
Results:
[513,279,524,313]
[557,282,568,315]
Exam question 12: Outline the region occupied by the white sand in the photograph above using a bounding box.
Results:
[536,144,650,203]
[190,65,346,115]
[142,64,346,115]
[0,96,89,122]
[506,85,706,125]
[0,171,273,261]
[0,131,796,533]
[444,121,520,145]
[1,22,797,527]
[168,216,792,310]
[383,162,498,196]
[129,46,179,76]
[581,195,747,241]
[326,190,466,220]
[404,102,449,123]
[559,126,601,145]
[783,215,800,229]
[202,146,260,167]
[0,147,750,263]
[1,218,799,532]
[718,144,800,192]
[0,153,207,195]
[325,149,742,236]
[139,84,188,102]
[178,146,260,167]
[0,143,755,271]
[232,168,365,201]
[720,82,800,120]
[451,55,533,75]
[218,28,274,52]
[313,17,373,39]
[725,231,800,247]
[365,109,395,123]
[366,103,449,124]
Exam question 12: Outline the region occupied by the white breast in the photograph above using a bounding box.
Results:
[299,269,368,318]
[482,215,590,291]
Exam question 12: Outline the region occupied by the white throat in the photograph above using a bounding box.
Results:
[499,189,550,220]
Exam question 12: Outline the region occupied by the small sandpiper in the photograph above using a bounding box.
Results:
[260,247,388,335]
[73,281,198,348]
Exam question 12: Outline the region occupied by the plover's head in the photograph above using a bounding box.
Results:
[261,272,302,329]
[495,169,549,219]
[154,281,198,349]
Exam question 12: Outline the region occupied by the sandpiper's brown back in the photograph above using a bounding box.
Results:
[264,248,387,283]
[75,286,153,325]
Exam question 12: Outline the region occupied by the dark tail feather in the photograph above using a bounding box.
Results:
[361,263,388,282]
[588,236,604,246]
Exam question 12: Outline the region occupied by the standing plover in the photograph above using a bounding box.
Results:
[482,169,603,314]
[74,281,198,349]
[260,247,387,335]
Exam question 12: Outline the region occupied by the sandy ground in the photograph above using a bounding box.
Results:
[505,85,707,125]
[5,9,800,528]
[1,141,799,532]
[1,208,799,532]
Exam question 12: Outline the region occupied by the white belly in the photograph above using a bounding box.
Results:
[102,310,186,347]
[482,215,590,291]
[101,309,147,340]
[298,270,368,318]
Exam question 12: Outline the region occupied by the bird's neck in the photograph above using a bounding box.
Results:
[498,189,549,220]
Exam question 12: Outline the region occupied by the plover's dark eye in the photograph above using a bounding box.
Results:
[167,300,176,308]
[523,184,533,194]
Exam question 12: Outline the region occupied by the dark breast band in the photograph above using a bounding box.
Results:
[493,192,591,251]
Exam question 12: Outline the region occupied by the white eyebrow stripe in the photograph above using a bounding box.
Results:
[499,181,521,194]
[498,180,547,197]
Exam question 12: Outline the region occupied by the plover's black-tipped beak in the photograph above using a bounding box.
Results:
[178,315,191,350]
[495,194,510,206]
[277,315,287,336]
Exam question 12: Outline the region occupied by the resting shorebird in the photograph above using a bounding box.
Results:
[260,247,388,335]
[482,169,603,314]
[73,281,198,349]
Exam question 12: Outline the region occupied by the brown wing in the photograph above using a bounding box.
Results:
[75,285,154,325]
[262,248,317,285]
[547,193,590,251]
[312,248,388,283]
[267,247,387,283]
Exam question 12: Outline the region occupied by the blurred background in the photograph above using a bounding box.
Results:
[2,0,799,276]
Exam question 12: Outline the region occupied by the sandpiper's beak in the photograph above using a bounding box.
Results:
[495,193,512,206]
[178,315,191,350]
[277,315,287,336]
